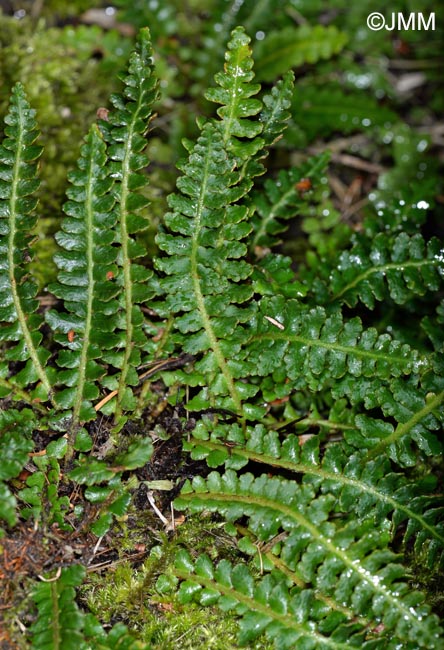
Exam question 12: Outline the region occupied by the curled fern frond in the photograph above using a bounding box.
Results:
[330,232,444,308]
[0,82,52,401]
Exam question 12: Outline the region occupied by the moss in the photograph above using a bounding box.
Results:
[80,514,273,649]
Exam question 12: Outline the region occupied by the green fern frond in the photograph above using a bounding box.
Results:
[290,84,398,141]
[250,151,330,249]
[156,122,256,415]
[45,125,116,427]
[67,435,152,536]
[330,233,444,308]
[357,376,444,466]
[248,297,421,392]
[184,424,444,569]
[97,27,159,416]
[252,253,307,300]
[30,566,147,650]
[175,550,374,650]
[259,71,295,148]
[31,565,86,650]
[0,82,52,400]
[254,25,348,82]
[175,471,443,648]
[206,28,294,180]
[205,26,263,161]
[17,436,72,529]
[0,408,35,528]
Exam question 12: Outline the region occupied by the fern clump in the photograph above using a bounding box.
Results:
[0,21,443,650]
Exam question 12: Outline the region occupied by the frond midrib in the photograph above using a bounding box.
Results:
[190,132,243,414]
[178,489,426,629]
[187,436,444,548]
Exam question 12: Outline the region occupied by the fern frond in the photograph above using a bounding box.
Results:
[205,26,263,162]
[0,408,35,528]
[206,28,294,180]
[248,297,421,392]
[184,424,444,569]
[98,27,159,416]
[254,25,348,81]
[175,550,374,650]
[0,82,52,400]
[46,125,117,426]
[250,151,330,249]
[259,71,295,148]
[30,565,86,650]
[359,377,444,466]
[30,566,147,650]
[67,435,152,536]
[156,122,256,415]
[330,233,444,308]
[175,470,443,648]
[252,253,307,300]
[291,84,398,141]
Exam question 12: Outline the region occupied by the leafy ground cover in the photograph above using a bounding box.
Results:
[0,2,443,649]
